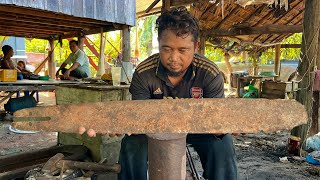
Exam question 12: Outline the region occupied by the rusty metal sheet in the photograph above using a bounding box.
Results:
[12,99,307,134]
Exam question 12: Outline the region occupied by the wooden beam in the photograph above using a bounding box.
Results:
[0,5,110,26]
[0,30,51,39]
[170,0,194,7]
[207,24,302,37]
[0,22,68,34]
[0,13,95,30]
[145,0,161,13]
[280,44,301,48]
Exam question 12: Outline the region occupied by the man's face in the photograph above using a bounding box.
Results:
[159,29,199,77]
[69,42,79,53]
[8,49,14,57]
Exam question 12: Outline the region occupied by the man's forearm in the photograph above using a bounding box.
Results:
[68,62,80,72]
[57,63,67,72]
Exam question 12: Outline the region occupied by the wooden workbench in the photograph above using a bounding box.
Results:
[55,83,130,165]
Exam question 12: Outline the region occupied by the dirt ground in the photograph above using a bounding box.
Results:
[0,92,320,179]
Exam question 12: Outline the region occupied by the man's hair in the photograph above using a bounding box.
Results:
[69,40,79,46]
[156,6,200,43]
[2,45,13,55]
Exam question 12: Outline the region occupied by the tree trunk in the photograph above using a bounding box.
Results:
[292,0,320,143]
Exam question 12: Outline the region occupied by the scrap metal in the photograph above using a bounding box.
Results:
[12,99,307,134]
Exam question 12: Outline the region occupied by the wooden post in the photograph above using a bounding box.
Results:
[48,39,55,79]
[199,35,205,55]
[78,35,85,50]
[122,26,130,62]
[97,29,106,77]
[292,0,320,141]
[241,51,247,63]
[162,0,170,11]
[274,44,281,80]
[121,26,131,83]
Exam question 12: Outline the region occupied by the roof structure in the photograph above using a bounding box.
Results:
[136,0,304,53]
[0,0,135,39]
[191,0,304,53]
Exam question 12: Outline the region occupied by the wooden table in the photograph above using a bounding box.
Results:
[0,80,88,104]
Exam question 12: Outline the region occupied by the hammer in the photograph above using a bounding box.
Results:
[42,153,121,175]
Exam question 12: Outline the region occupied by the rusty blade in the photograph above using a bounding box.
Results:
[12,99,307,134]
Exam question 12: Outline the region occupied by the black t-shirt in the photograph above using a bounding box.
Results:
[129,53,224,100]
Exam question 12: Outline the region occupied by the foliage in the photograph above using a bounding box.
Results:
[259,33,302,64]
[25,39,48,53]
[259,48,275,64]
[280,33,302,60]
[205,46,224,62]
[131,15,158,61]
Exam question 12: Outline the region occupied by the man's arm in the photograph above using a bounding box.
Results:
[63,62,80,79]
[129,71,151,100]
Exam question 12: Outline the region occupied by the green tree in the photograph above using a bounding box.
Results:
[281,33,302,60]
[259,33,302,64]
[25,39,47,53]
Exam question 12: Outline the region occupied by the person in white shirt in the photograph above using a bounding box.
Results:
[56,40,91,80]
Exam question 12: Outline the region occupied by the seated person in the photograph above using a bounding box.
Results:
[56,40,91,80]
[1,45,17,70]
[17,60,33,78]
[1,45,32,77]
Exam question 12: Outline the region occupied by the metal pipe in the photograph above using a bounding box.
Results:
[147,133,187,180]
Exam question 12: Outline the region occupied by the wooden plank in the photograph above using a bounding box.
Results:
[207,24,302,37]
[12,98,307,134]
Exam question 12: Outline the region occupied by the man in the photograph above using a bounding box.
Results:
[56,40,90,80]
[80,7,237,180]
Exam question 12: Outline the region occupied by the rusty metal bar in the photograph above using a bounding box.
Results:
[12,99,307,134]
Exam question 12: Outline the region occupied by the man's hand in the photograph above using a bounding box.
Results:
[78,127,123,138]
[63,69,71,79]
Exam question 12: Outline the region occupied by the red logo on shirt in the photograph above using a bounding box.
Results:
[190,87,203,99]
